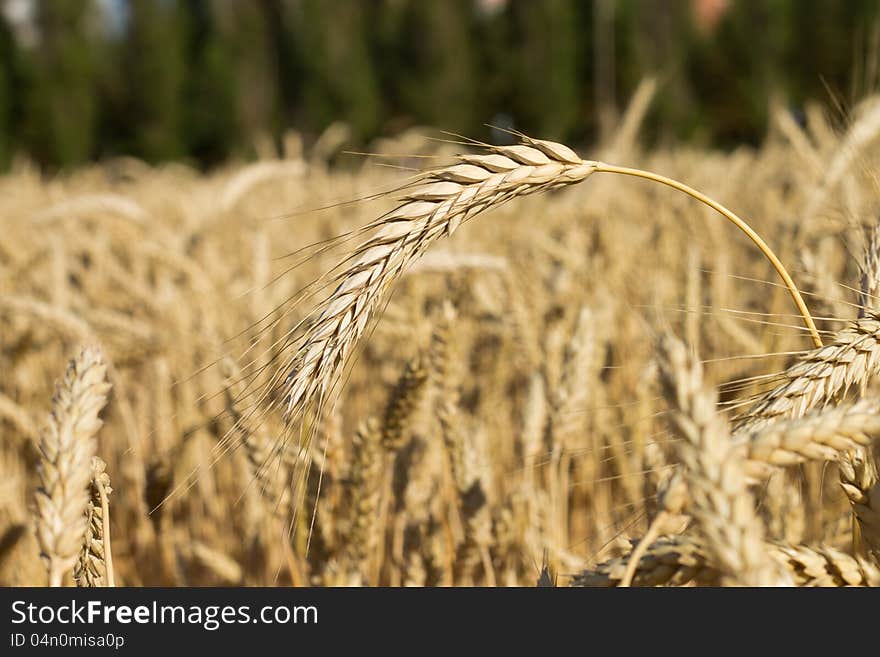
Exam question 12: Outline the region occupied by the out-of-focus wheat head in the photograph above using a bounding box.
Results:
[34,346,111,587]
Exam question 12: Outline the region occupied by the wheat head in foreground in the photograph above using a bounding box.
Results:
[276,134,821,437]
[657,335,791,586]
[34,346,111,587]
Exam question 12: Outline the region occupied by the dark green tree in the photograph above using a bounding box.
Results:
[22,0,99,167]
[122,0,189,161]
[289,0,383,141]
[227,2,281,149]
[0,12,18,168]
[392,0,481,135]
[182,0,241,164]
[507,0,582,141]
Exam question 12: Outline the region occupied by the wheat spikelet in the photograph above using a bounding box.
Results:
[735,314,880,432]
[657,335,789,586]
[739,399,880,479]
[572,535,875,587]
[74,456,113,587]
[34,346,111,587]
[440,401,494,585]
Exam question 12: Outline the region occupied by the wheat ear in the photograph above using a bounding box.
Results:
[739,399,880,480]
[34,346,111,587]
[735,314,880,432]
[657,335,788,586]
[381,355,429,451]
[343,419,383,583]
[840,226,880,565]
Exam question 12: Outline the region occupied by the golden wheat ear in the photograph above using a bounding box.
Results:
[34,345,111,587]
[656,334,790,586]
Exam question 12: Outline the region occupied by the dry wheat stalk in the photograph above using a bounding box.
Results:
[439,400,494,585]
[428,303,494,584]
[74,456,113,587]
[572,535,875,587]
[546,307,596,445]
[342,419,383,582]
[34,346,111,587]
[657,335,789,586]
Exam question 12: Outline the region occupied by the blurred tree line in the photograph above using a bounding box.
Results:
[0,0,879,170]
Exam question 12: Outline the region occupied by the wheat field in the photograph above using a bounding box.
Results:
[3,91,880,587]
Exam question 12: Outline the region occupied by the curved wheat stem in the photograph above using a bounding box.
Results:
[594,163,821,348]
